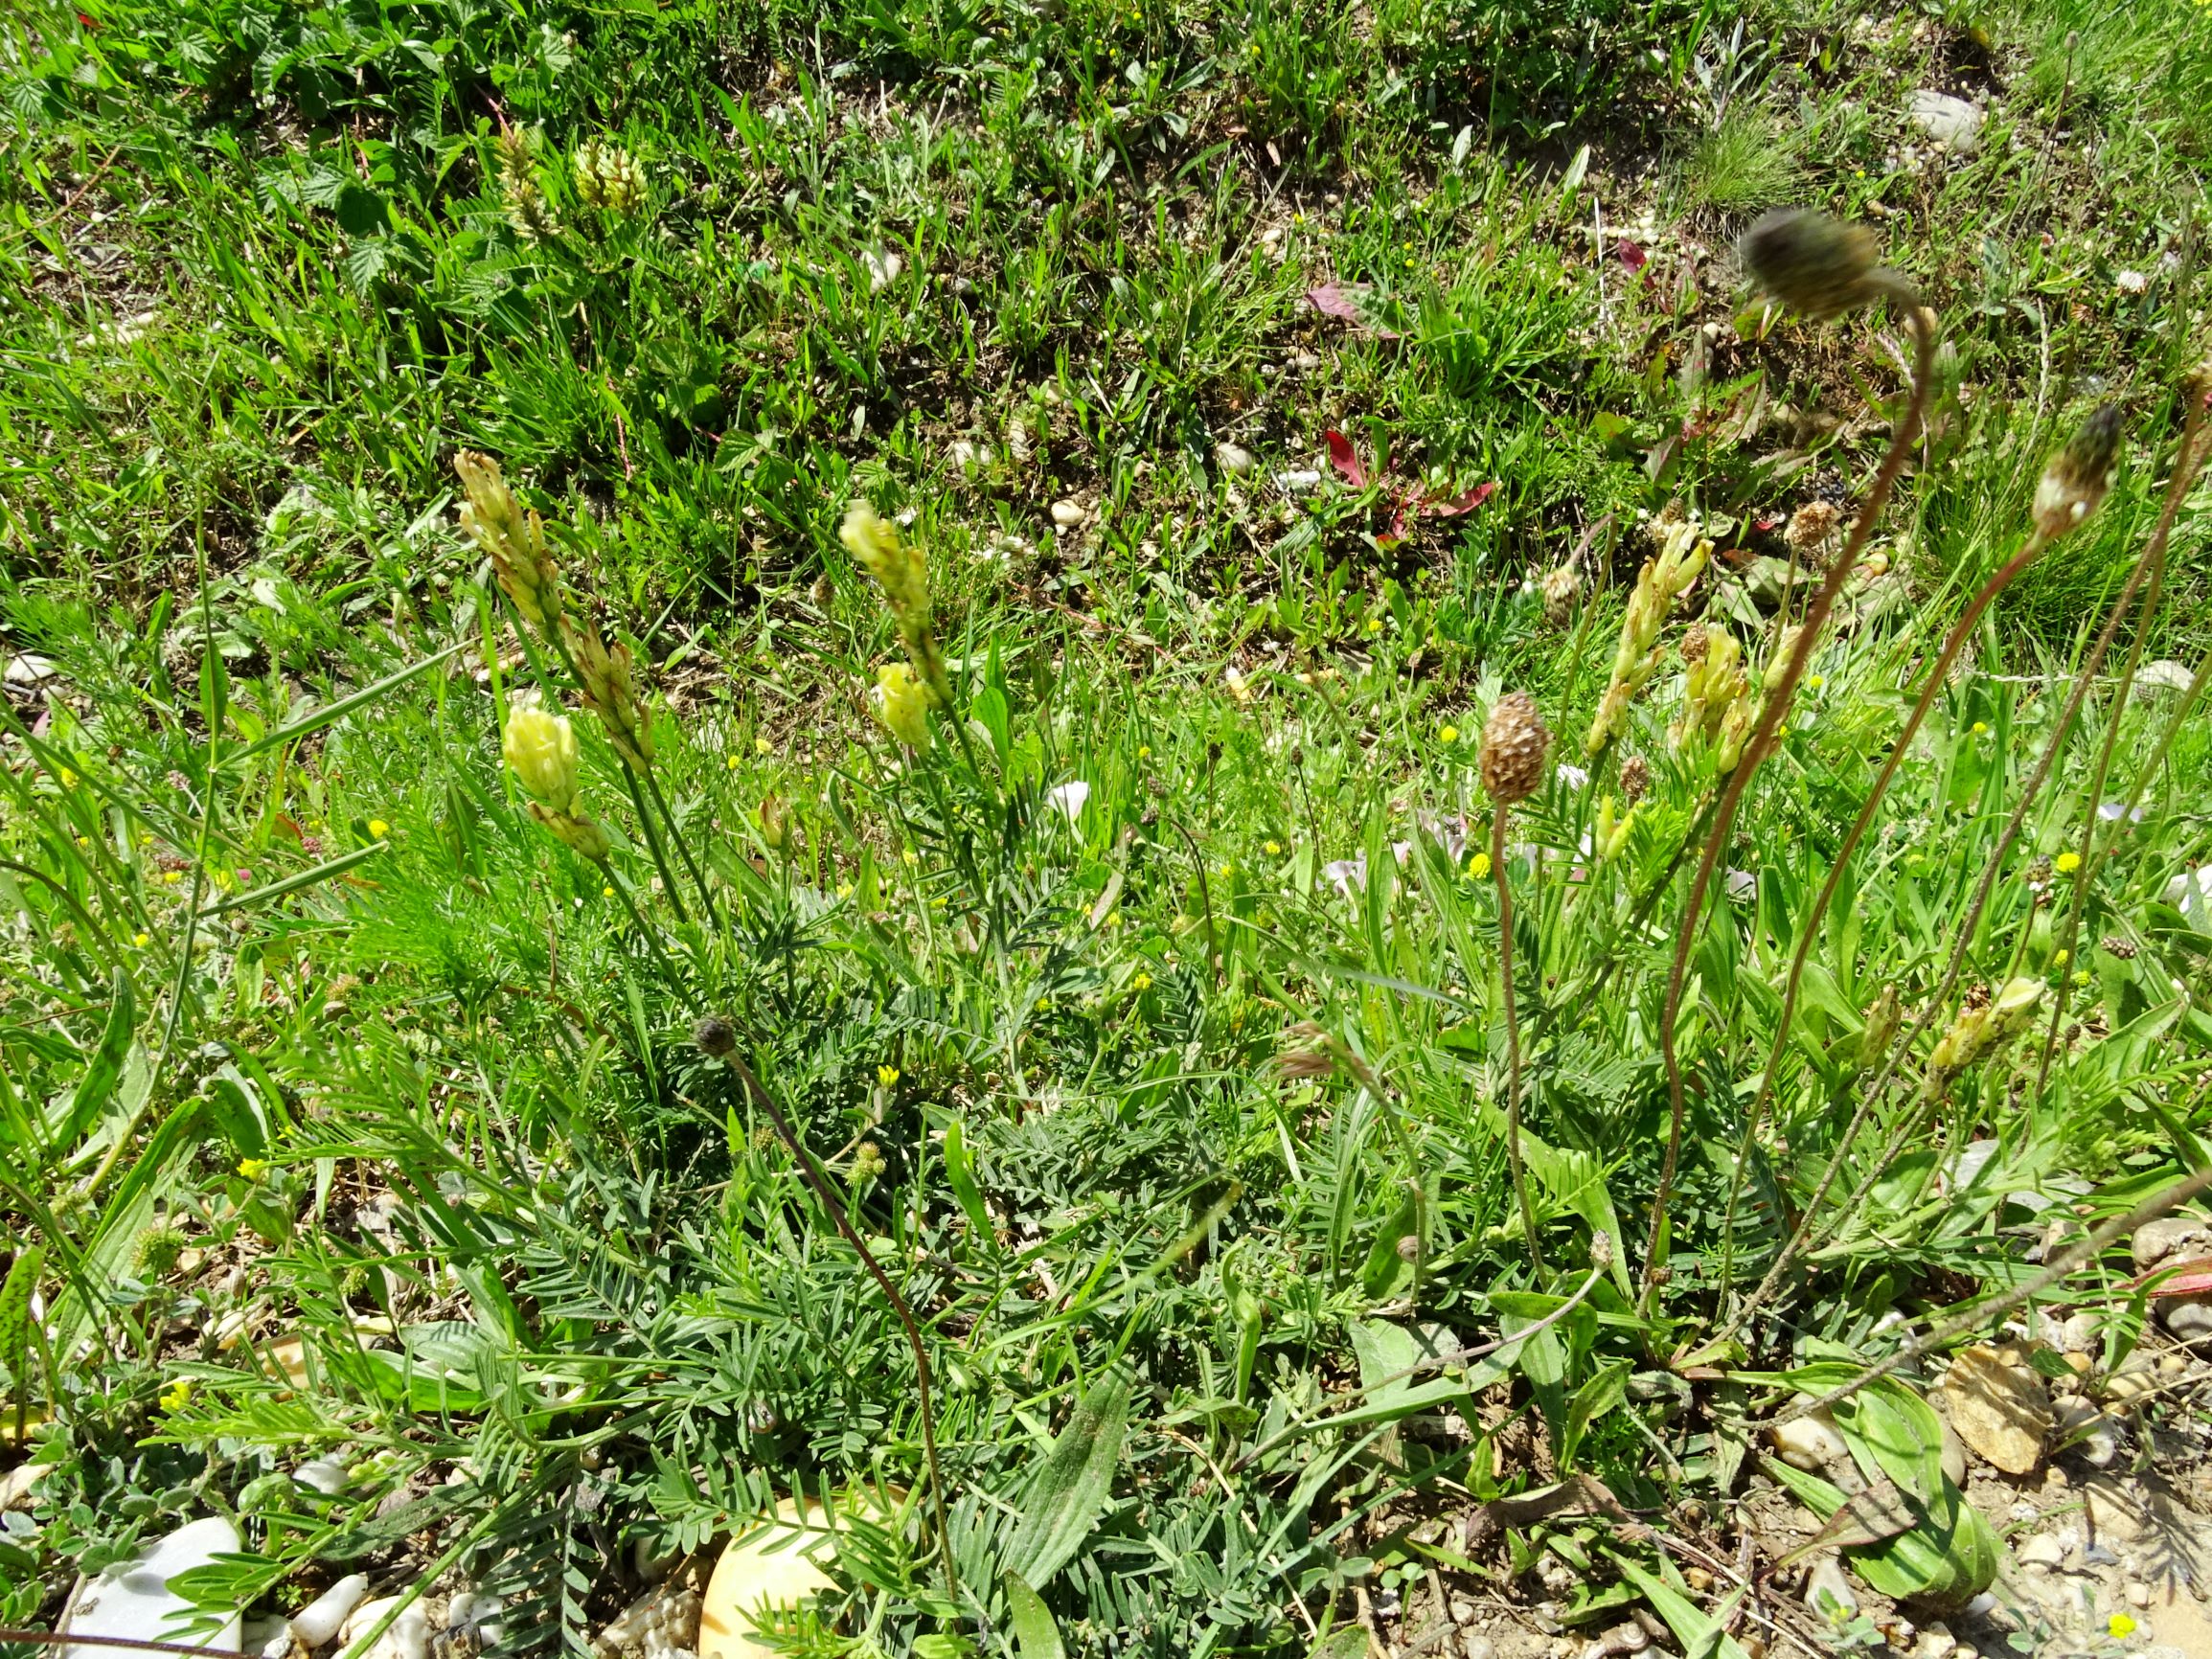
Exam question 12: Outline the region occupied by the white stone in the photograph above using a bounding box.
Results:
[2162,1296,2212,1345]
[59,1517,244,1656]
[1806,1557,1859,1621]
[2132,1218,2208,1271]
[1274,468,1323,494]
[2017,1534,2065,1570]
[293,1455,349,1495]
[290,1574,370,1647]
[860,249,901,292]
[1908,90,1985,153]
[1049,498,1084,529]
[340,1595,429,1659]
[1215,442,1256,476]
[1768,1412,1850,1471]
[2137,660,2196,693]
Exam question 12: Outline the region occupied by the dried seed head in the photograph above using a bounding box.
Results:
[2099,935,2138,961]
[1962,982,1994,1014]
[692,1014,738,1057]
[1480,692,1551,805]
[1620,754,1651,804]
[1740,209,1888,319]
[1588,1230,1614,1269]
[1541,564,1583,628]
[1785,499,1840,553]
[2032,403,2124,541]
[1680,622,1711,665]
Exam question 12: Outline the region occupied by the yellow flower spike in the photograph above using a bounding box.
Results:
[1468,851,1492,880]
[503,705,582,813]
[455,450,563,634]
[2055,852,2082,874]
[2054,948,2069,966]
[727,753,741,768]
[367,818,391,839]
[528,803,613,861]
[870,663,933,748]
[878,1064,901,1088]
[561,614,654,770]
[841,500,951,709]
[237,1157,269,1181]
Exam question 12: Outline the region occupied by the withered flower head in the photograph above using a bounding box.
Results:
[2031,402,2124,541]
[1740,208,1894,319]
[1480,692,1551,806]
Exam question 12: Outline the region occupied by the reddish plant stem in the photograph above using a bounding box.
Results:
[1493,811,1544,1270]
[1641,302,1937,1310]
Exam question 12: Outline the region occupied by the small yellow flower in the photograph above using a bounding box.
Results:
[75,834,90,848]
[755,735,773,755]
[1365,615,1383,634]
[1264,840,1282,856]
[2109,1614,2137,1640]
[878,1064,901,1087]
[2073,968,2092,985]
[1137,744,1152,760]
[2054,948,2069,966]
[367,818,391,839]
[902,848,920,867]
[1468,852,1492,880]
[2055,852,2082,874]
[159,1379,193,1413]
[835,881,855,898]
[133,932,150,947]
[1132,971,1153,990]
[603,884,615,898]
[1217,861,1234,877]
[1438,723,1459,743]
[162,869,183,884]
[1106,912,1124,929]
[727,753,741,769]
[1971,721,1989,737]
[1808,674,1825,690]
[58,766,79,786]
[237,1157,269,1180]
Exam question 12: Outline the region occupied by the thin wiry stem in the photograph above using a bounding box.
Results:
[641,762,719,925]
[1712,523,2053,1320]
[1746,394,2210,1319]
[708,1045,962,1605]
[1493,812,1544,1270]
[1643,301,1938,1310]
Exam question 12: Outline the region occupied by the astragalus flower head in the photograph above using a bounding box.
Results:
[503,703,582,814]
[871,662,932,748]
[1925,976,2044,1098]
[573,137,645,216]
[1586,516,1711,757]
[456,451,562,633]
[561,613,654,771]
[842,501,952,710]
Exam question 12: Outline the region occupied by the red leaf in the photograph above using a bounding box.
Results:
[1306,283,1402,338]
[1324,429,1366,489]
[1377,505,1411,548]
[1307,283,1369,322]
[1616,239,1647,273]
[1423,481,1498,518]
[2139,1257,2212,1297]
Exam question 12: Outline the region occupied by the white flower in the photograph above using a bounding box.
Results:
[2096,801,2143,823]
[1725,869,1757,902]
[2166,866,2212,926]
[1323,856,1367,897]
[1045,781,1090,824]
[862,248,902,292]
[1557,764,1590,791]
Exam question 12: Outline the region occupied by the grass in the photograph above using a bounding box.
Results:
[2,0,2212,1652]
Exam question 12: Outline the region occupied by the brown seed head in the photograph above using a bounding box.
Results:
[1680,622,1711,665]
[2032,403,2124,541]
[1541,564,1583,628]
[1480,692,1551,805]
[1620,754,1651,804]
[1785,499,1840,553]
[1740,209,1887,319]
[1962,982,1993,1014]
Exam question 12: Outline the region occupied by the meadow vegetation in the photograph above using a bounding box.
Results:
[3,0,2212,1654]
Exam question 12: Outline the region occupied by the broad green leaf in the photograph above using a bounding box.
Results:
[2,1244,45,1430]
[1002,1572,1065,1659]
[1005,1369,1130,1588]
[943,1121,994,1250]
[1359,1189,1421,1299]
[55,967,135,1155]
[1760,1457,1996,1609]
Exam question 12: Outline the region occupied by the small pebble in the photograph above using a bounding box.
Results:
[1049,498,1084,529]
[2018,1534,2066,1571]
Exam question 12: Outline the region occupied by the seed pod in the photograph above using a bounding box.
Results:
[693,1014,738,1057]
[1480,692,1551,805]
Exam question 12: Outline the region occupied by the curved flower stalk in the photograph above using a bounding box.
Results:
[1482,691,1550,1267]
[1643,208,1937,1309]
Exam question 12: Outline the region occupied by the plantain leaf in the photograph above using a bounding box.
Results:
[1005,1369,1130,1589]
[54,967,135,1155]
[1002,1572,1065,1659]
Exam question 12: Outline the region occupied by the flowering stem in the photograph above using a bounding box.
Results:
[1492,812,1543,1271]
[618,760,692,926]
[705,1044,961,1605]
[1713,522,2054,1326]
[640,763,719,925]
[1643,302,1937,1314]
[2032,409,2210,1098]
